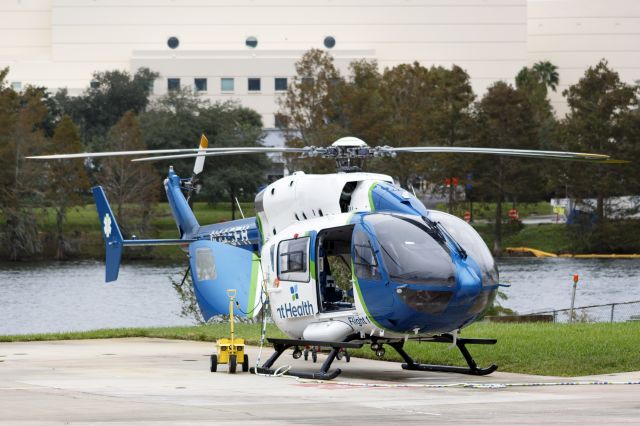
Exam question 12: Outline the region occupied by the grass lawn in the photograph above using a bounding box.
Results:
[2,321,639,377]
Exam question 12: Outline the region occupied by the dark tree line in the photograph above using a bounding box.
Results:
[278,50,640,254]
[1,52,638,260]
[0,68,270,261]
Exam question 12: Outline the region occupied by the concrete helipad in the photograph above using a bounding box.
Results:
[1,338,639,425]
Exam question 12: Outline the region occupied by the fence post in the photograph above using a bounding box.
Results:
[610,304,616,323]
[570,275,579,323]
[553,310,558,323]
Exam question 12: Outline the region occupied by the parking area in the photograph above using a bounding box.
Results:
[1,338,639,425]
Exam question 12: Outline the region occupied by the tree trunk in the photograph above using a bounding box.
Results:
[448,182,455,214]
[493,196,502,256]
[55,206,66,260]
[493,160,504,256]
[596,194,605,223]
[230,191,236,220]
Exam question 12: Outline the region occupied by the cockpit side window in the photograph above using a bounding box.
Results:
[365,213,456,286]
[278,237,310,282]
[353,230,380,280]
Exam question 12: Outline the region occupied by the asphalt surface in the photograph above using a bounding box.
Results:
[1,338,639,425]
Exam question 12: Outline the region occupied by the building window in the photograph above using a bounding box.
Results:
[221,78,234,92]
[245,36,258,48]
[167,78,180,91]
[275,78,287,91]
[167,36,180,49]
[324,36,336,49]
[248,78,261,92]
[90,80,100,89]
[194,78,207,92]
[301,77,314,86]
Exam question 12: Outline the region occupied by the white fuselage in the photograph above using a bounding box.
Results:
[256,171,398,340]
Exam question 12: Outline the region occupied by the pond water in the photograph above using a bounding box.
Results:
[1,258,639,335]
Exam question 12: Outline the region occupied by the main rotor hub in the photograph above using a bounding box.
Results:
[302,137,396,172]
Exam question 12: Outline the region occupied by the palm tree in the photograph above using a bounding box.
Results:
[532,61,559,92]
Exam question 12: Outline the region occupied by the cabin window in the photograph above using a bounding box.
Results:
[278,237,309,282]
[195,247,217,281]
[353,230,380,280]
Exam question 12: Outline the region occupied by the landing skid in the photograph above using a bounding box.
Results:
[249,338,363,380]
[250,335,497,380]
[394,334,498,376]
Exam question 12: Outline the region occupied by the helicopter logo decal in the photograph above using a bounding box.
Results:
[103,213,112,238]
[290,285,299,301]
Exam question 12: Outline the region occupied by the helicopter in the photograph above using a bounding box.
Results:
[29,135,615,380]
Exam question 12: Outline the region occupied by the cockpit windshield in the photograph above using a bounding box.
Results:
[428,210,499,287]
[363,213,456,286]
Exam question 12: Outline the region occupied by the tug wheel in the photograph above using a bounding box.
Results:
[229,354,237,374]
[345,351,351,363]
[312,349,318,363]
[242,354,249,372]
[210,354,218,372]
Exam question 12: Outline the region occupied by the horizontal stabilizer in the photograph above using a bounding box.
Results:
[92,186,194,282]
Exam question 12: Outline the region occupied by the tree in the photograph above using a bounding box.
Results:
[53,68,158,149]
[423,65,476,212]
[0,70,48,260]
[472,82,541,255]
[198,105,271,220]
[43,116,89,259]
[377,62,437,186]
[278,49,345,173]
[331,59,388,144]
[140,90,271,219]
[532,61,559,92]
[97,111,159,237]
[559,60,639,222]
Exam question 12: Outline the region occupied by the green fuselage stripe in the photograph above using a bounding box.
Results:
[351,261,384,329]
[368,183,378,211]
[248,253,260,317]
[256,215,264,244]
[310,259,316,281]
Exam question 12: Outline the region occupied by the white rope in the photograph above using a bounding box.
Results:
[252,277,296,378]
[294,378,640,389]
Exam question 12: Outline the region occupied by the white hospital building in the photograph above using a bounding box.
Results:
[1,0,639,129]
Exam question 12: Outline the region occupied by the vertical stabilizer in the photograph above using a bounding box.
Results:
[164,167,200,238]
[92,186,124,282]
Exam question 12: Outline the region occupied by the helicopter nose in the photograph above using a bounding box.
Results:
[454,262,482,304]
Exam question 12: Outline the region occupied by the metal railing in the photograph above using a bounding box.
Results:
[529,300,640,323]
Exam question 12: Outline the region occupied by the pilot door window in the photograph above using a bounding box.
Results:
[278,237,310,282]
[353,230,381,280]
[195,247,217,281]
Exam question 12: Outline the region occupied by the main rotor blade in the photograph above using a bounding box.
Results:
[26,146,306,160]
[389,146,613,162]
[132,150,262,162]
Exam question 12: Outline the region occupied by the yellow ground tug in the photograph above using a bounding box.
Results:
[210,289,249,373]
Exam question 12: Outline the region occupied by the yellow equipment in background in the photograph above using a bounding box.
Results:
[210,289,249,374]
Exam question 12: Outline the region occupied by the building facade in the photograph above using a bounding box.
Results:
[1,0,638,127]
